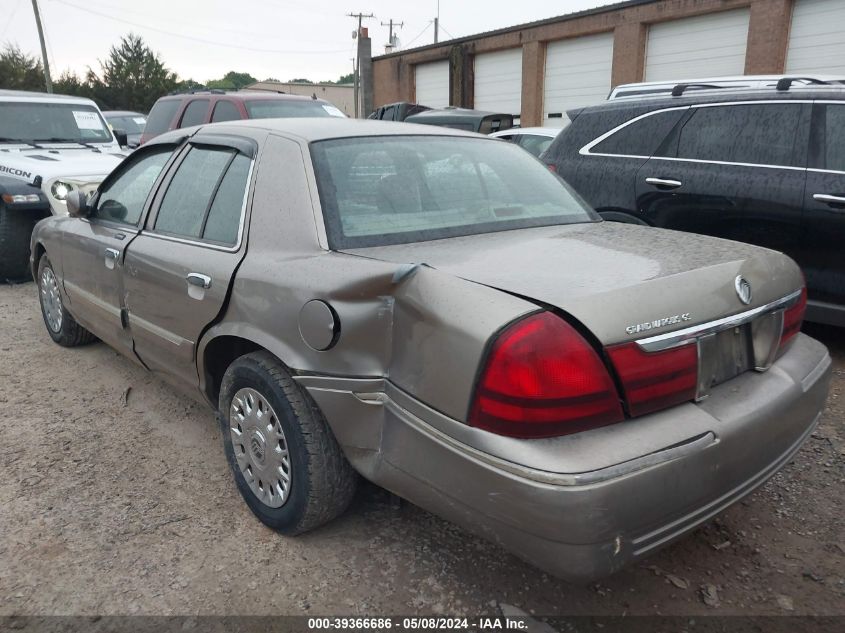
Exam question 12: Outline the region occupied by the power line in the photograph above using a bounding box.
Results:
[51,0,350,55]
[438,24,455,40]
[404,22,432,48]
[1,0,23,40]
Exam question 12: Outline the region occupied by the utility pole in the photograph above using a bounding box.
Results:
[433,0,439,44]
[381,18,403,50]
[348,12,374,118]
[30,0,52,93]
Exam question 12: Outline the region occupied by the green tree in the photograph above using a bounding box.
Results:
[207,70,257,90]
[334,72,354,84]
[53,70,91,98]
[88,33,179,111]
[0,44,46,91]
[289,78,312,84]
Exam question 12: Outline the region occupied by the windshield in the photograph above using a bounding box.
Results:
[245,100,345,119]
[311,136,597,248]
[0,101,114,144]
[105,114,147,134]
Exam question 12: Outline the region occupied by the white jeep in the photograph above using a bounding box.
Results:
[0,89,127,279]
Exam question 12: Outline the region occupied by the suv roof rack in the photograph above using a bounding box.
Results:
[775,76,832,91]
[166,87,228,96]
[671,83,726,97]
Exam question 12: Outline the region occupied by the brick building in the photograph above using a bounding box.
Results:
[372,0,845,126]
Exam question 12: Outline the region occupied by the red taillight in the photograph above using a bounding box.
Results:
[469,312,624,438]
[779,286,807,351]
[606,342,698,418]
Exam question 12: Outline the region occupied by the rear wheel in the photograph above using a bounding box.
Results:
[219,351,357,534]
[37,254,97,347]
[0,203,39,281]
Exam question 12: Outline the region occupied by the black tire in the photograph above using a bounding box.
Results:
[36,254,97,347]
[0,203,39,281]
[219,351,357,534]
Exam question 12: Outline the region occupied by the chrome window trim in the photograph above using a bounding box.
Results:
[636,289,802,353]
[808,167,845,175]
[580,100,812,170]
[140,158,255,253]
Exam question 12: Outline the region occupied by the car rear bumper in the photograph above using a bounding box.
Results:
[300,333,831,581]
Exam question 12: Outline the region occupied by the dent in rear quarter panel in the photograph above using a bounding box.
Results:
[199,132,535,424]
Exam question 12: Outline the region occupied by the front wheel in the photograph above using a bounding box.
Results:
[0,204,39,281]
[219,351,357,534]
[37,254,97,347]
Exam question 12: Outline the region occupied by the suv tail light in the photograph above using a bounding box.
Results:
[606,342,698,418]
[779,286,807,352]
[468,312,624,438]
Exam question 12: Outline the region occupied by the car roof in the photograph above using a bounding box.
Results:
[578,85,845,116]
[152,118,483,145]
[0,89,98,106]
[158,91,326,103]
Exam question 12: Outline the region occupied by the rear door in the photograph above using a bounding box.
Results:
[123,134,257,389]
[59,145,175,354]
[635,101,811,262]
[803,101,845,322]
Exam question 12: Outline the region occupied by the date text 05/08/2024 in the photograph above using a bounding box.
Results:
[307,617,529,630]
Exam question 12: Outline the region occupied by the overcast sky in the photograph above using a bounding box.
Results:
[1,0,616,83]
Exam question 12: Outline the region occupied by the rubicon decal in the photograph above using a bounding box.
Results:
[0,165,32,179]
[626,313,692,335]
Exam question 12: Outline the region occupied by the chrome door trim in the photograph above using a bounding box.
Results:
[636,290,802,352]
[645,177,682,188]
[580,100,811,171]
[813,193,845,204]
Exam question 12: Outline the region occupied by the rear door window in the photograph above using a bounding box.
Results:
[211,100,242,123]
[154,146,251,244]
[669,103,806,167]
[179,99,210,128]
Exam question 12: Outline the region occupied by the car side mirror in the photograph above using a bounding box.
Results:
[113,128,128,147]
[66,190,90,218]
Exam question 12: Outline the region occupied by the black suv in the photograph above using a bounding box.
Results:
[543,80,845,327]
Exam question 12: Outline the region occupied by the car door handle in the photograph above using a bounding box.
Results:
[186,273,212,289]
[645,177,683,190]
[813,193,845,208]
[105,248,120,259]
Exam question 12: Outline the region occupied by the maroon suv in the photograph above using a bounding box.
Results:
[140,90,345,145]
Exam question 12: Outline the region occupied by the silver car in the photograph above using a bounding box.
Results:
[30,119,831,581]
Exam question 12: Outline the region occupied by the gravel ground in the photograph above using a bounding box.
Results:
[0,281,842,617]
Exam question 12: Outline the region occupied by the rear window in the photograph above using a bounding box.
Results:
[245,100,345,119]
[311,135,596,249]
[144,99,181,138]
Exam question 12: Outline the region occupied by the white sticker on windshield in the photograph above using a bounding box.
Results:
[72,110,103,130]
[322,104,346,118]
[133,117,147,125]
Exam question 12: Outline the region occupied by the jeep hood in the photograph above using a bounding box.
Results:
[0,147,125,182]
[344,222,803,345]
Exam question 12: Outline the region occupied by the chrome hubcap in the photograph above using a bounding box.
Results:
[40,267,63,333]
[230,387,291,508]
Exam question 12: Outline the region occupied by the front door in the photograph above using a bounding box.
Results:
[635,101,811,263]
[123,139,254,390]
[803,102,845,324]
[60,147,174,353]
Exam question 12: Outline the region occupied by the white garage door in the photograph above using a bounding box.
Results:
[543,32,614,127]
[415,61,449,109]
[644,9,750,81]
[474,48,523,118]
[786,0,845,75]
